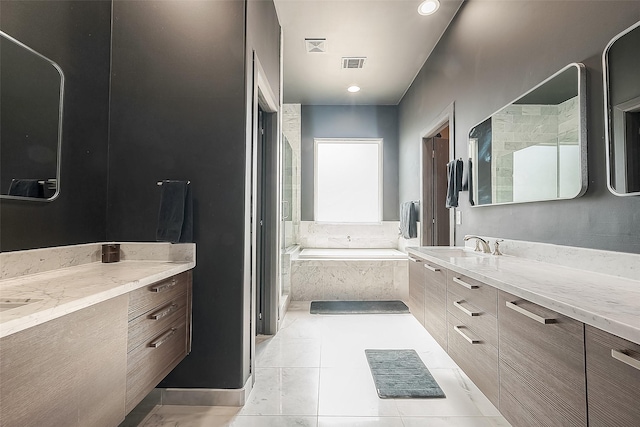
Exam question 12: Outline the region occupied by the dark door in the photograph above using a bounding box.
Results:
[422,136,450,246]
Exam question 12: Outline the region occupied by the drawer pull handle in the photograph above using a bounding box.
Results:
[611,349,640,371]
[424,264,440,272]
[505,301,556,324]
[150,303,179,320]
[149,327,178,348]
[454,325,480,344]
[454,300,480,316]
[150,278,178,293]
[452,277,478,290]
[408,257,422,263]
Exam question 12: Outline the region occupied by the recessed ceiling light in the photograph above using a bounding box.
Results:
[347,85,361,93]
[418,0,440,15]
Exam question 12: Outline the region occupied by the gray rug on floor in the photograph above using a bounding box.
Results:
[365,349,446,399]
[310,300,409,315]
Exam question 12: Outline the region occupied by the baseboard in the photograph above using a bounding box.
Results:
[160,376,253,407]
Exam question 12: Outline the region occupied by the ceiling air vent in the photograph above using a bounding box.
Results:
[342,57,366,69]
[305,38,327,53]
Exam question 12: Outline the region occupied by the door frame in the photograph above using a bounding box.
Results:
[247,52,280,381]
[419,102,456,246]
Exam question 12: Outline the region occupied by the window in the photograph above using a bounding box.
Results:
[314,138,383,223]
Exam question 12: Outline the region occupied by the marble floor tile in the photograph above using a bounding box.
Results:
[401,416,512,427]
[318,367,400,417]
[239,367,320,416]
[135,301,510,427]
[394,368,498,417]
[142,405,317,427]
[256,337,322,368]
[317,416,404,426]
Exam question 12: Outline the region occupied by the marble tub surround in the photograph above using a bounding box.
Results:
[407,246,640,345]
[0,242,195,338]
[299,221,401,249]
[1,241,195,280]
[291,259,408,302]
[463,237,640,281]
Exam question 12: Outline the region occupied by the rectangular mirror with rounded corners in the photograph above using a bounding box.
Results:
[0,30,64,201]
[469,63,587,206]
[604,20,640,197]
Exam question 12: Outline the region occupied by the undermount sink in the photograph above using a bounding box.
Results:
[0,298,42,313]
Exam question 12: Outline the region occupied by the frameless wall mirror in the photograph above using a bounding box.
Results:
[603,21,640,196]
[1,30,64,201]
[469,63,587,206]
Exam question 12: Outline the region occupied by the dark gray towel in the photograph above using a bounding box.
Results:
[156,180,193,243]
[400,201,417,239]
[445,159,464,208]
[8,179,43,198]
[467,158,475,206]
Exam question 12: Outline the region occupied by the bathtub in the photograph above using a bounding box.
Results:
[290,247,409,302]
[297,248,407,260]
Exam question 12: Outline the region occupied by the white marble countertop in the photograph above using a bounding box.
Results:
[407,246,640,345]
[0,243,195,339]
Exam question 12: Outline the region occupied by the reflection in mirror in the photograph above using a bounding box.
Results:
[604,21,640,196]
[0,31,64,201]
[469,63,586,206]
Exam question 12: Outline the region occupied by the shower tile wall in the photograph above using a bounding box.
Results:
[283,104,302,248]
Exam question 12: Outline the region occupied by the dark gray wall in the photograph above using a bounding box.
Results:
[399,1,640,253]
[107,0,281,389]
[107,0,247,389]
[0,1,111,251]
[301,105,400,221]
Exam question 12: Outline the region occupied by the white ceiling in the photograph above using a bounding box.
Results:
[274,0,464,105]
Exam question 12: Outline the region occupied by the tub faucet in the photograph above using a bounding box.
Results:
[464,235,491,253]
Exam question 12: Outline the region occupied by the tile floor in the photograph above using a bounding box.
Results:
[137,301,511,426]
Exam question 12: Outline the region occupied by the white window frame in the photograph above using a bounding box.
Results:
[314,138,384,224]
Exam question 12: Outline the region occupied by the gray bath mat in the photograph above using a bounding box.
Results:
[310,300,409,315]
[365,349,446,399]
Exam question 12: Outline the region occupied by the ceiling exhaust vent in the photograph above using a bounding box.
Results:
[305,38,327,53]
[342,57,366,69]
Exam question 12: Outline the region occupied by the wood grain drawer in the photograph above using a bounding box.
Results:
[447,289,497,348]
[128,271,190,321]
[447,272,497,316]
[447,318,499,407]
[498,290,587,427]
[0,296,128,427]
[126,319,187,413]
[408,256,425,325]
[585,325,640,427]
[423,262,447,350]
[128,291,187,353]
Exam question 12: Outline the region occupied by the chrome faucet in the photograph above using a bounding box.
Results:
[464,235,491,253]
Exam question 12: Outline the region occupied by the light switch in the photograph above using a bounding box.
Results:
[456,210,462,225]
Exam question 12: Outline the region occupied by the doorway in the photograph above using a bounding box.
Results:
[248,54,280,383]
[420,103,456,246]
[422,129,450,246]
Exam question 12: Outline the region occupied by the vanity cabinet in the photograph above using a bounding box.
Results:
[585,325,640,426]
[498,290,587,427]
[408,255,426,326]
[0,270,193,427]
[408,253,447,350]
[446,273,499,406]
[0,296,128,427]
[423,259,448,350]
[126,271,192,413]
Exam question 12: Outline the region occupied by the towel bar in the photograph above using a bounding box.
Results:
[157,180,191,185]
